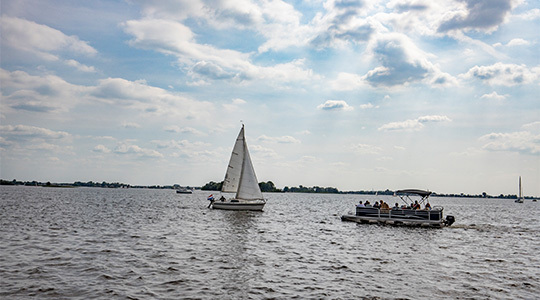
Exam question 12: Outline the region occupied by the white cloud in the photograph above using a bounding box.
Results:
[163,126,205,136]
[310,0,373,49]
[250,144,279,159]
[223,98,247,112]
[512,8,540,20]
[351,143,382,155]
[0,124,70,140]
[492,38,531,48]
[151,139,215,161]
[330,72,366,91]
[257,135,301,144]
[65,59,96,72]
[362,33,456,87]
[522,121,540,130]
[1,69,216,132]
[93,144,111,153]
[122,18,318,84]
[379,115,451,131]
[480,131,540,155]
[113,143,163,158]
[359,103,378,109]
[506,38,530,46]
[0,125,72,155]
[134,0,206,21]
[379,119,425,131]
[1,68,89,113]
[480,92,508,100]
[417,115,452,123]
[255,1,309,53]
[89,77,214,119]
[122,122,141,129]
[317,100,354,111]
[461,62,539,86]
[0,16,97,61]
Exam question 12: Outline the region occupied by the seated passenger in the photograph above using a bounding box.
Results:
[380,201,390,210]
[412,201,420,210]
[425,202,431,210]
[392,203,400,210]
[356,201,365,207]
[373,201,380,209]
[364,201,372,208]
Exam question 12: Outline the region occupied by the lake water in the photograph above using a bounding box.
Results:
[1,186,538,299]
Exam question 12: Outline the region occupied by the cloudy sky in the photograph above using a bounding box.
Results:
[1,0,539,196]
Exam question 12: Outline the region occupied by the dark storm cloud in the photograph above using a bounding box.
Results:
[438,0,514,32]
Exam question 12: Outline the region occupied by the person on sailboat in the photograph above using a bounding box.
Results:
[207,194,215,208]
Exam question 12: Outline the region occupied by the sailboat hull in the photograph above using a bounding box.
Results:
[212,201,265,211]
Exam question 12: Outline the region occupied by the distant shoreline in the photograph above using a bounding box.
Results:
[2,179,537,199]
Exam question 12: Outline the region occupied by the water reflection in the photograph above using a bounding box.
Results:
[211,211,263,297]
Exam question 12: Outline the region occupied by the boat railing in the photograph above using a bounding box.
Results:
[356,207,443,221]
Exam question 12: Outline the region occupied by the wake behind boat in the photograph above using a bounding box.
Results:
[341,189,455,228]
[209,125,266,211]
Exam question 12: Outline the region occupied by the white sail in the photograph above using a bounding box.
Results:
[221,125,264,201]
[519,176,522,199]
[236,140,264,200]
[221,127,245,193]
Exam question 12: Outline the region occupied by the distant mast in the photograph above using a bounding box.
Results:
[519,176,522,199]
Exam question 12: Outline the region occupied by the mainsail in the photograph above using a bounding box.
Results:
[519,176,522,199]
[221,125,264,200]
[221,127,244,193]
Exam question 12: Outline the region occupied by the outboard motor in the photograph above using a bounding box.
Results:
[445,215,455,226]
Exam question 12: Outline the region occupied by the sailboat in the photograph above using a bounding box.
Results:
[515,176,524,203]
[210,125,266,211]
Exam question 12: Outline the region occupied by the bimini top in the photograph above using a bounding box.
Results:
[395,189,432,197]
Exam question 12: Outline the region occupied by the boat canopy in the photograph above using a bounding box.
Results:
[395,189,432,197]
[394,189,432,205]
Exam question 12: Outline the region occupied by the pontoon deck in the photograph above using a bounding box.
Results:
[341,189,455,228]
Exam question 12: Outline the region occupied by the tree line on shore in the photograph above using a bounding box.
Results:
[0,179,190,190]
[1,179,533,199]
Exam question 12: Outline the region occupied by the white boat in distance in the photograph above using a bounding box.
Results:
[210,125,266,211]
[515,176,524,203]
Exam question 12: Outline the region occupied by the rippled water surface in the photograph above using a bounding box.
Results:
[1,186,539,299]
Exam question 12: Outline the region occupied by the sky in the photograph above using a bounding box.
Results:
[1,0,539,196]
